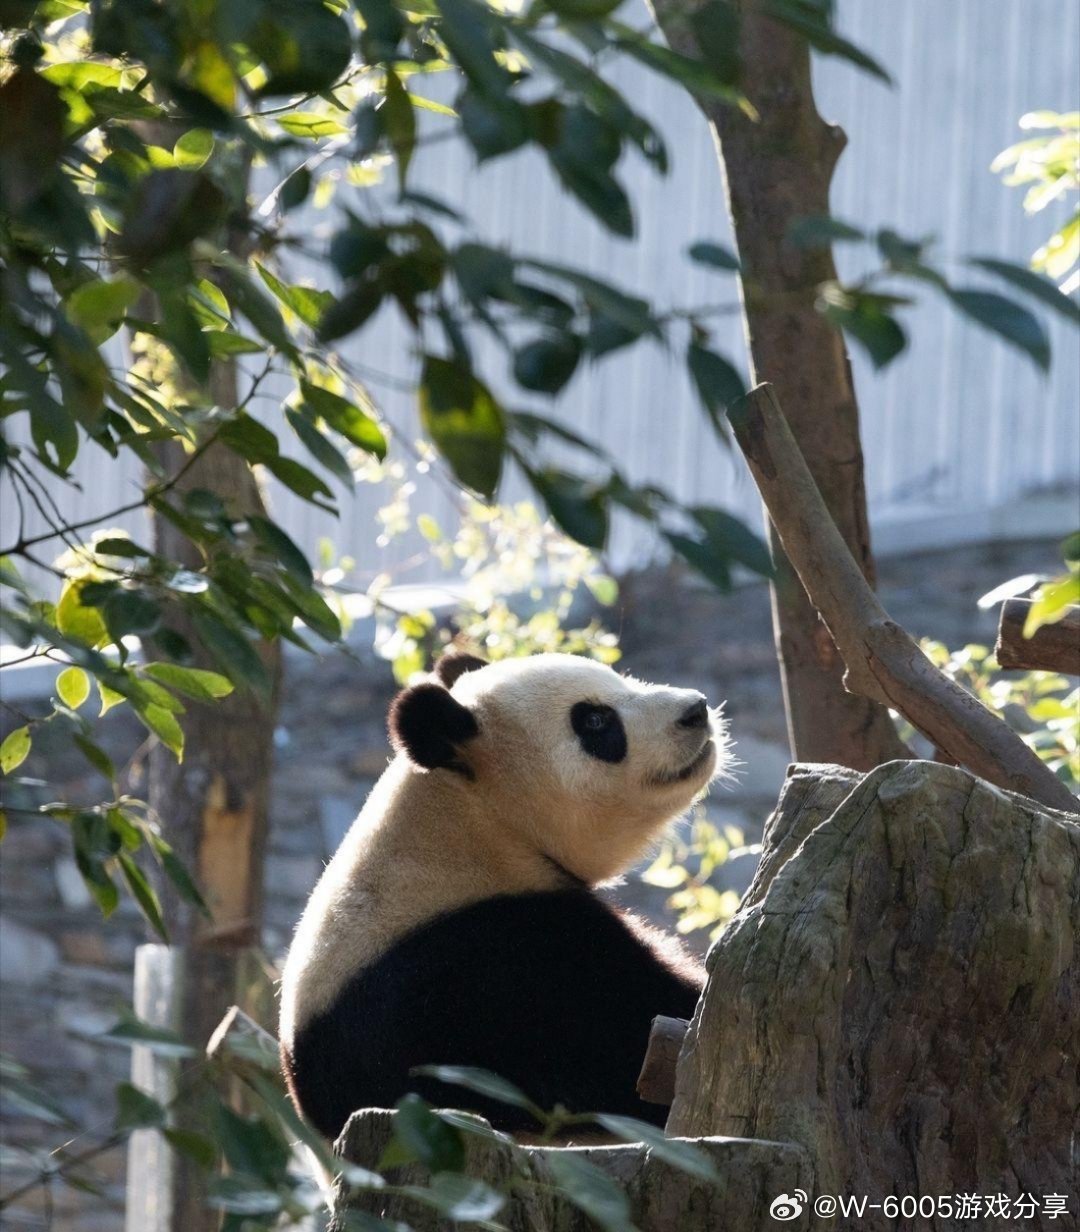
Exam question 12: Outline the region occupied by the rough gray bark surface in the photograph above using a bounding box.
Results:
[648,0,909,771]
[330,1109,811,1232]
[669,759,1080,1220]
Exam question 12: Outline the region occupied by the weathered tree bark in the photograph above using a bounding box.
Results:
[996,599,1080,675]
[330,1109,811,1231]
[649,0,909,770]
[728,384,1077,813]
[670,760,1080,1215]
[138,406,281,1231]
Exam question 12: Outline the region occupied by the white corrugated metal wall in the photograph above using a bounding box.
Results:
[3,0,1078,591]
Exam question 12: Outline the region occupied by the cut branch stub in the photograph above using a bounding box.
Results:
[996,599,1080,675]
[726,383,1078,814]
[636,1014,689,1106]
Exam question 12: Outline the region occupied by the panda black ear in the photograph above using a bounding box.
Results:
[388,682,479,774]
[434,651,487,689]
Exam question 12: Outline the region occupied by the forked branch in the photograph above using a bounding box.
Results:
[728,384,1078,814]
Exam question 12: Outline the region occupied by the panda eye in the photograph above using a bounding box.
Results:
[571,701,627,763]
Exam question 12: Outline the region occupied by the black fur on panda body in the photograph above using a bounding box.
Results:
[282,886,702,1140]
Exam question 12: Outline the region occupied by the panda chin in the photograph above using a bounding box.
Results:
[651,737,716,789]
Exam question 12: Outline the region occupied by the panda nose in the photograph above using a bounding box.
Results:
[677,697,709,730]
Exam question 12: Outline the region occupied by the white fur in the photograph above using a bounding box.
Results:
[279,654,727,1047]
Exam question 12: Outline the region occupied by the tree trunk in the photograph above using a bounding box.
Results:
[669,760,1080,1217]
[649,0,909,769]
[134,359,282,1232]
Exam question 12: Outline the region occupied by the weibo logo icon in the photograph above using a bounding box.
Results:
[769,1190,807,1221]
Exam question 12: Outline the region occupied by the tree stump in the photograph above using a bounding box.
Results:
[670,760,1080,1214]
[329,1109,811,1231]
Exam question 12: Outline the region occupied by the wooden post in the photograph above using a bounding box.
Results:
[125,947,275,1232]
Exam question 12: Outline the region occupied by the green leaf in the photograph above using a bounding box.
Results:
[71,812,120,916]
[277,111,349,139]
[947,288,1051,371]
[419,356,505,499]
[969,258,1080,326]
[136,702,185,759]
[103,589,162,640]
[762,0,892,84]
[545,1152,636,1232]
[114,1082,166,1132]
[687,342,745,430]
[1025,573,1080,635]
[247,515,314,586]
[99,1014,197,1058]
[57,666,91,709]
[412,1066,543,1118]
[299,383,387,458]
[73,734,115,781]
[551,153,634,237]
[786,215,866,249]
[386,1094,465,1174]
[65,276,140,342]
[460,90,528,160]
[691,506,774,577]
[315,281,384,341]
[163,1129,217,1169]
[221,0,352,98]
[117,170,226,266]
[526,468,608,549]
[383,69,417,192]
[207,1176,283,1217]
[687,241,740,271]
[0,726,31,775]
[264,455,335,508]
[594,1115,719,1181]
[255,263,334,330]
[172,128,214,169]
[56,579,108,647]
[610,23,747,108]
[664,531,731,591]
[142,663,234,702]
[147,833,210,919]
[286,407,354,485]
[513,333,582,394]
[404,1173,505,1221]
[118,853,167,940]
[219,412,280,464]
[191,611,270,697]
[218,268,295,354]
[818,285,907,369]
[437,0,507,99]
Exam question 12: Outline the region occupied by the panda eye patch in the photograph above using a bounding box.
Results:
[571,702,627,764]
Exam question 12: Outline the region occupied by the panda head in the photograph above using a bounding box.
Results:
[388,652,728,884]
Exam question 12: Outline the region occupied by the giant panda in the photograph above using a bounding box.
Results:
[279,651,727,1141]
